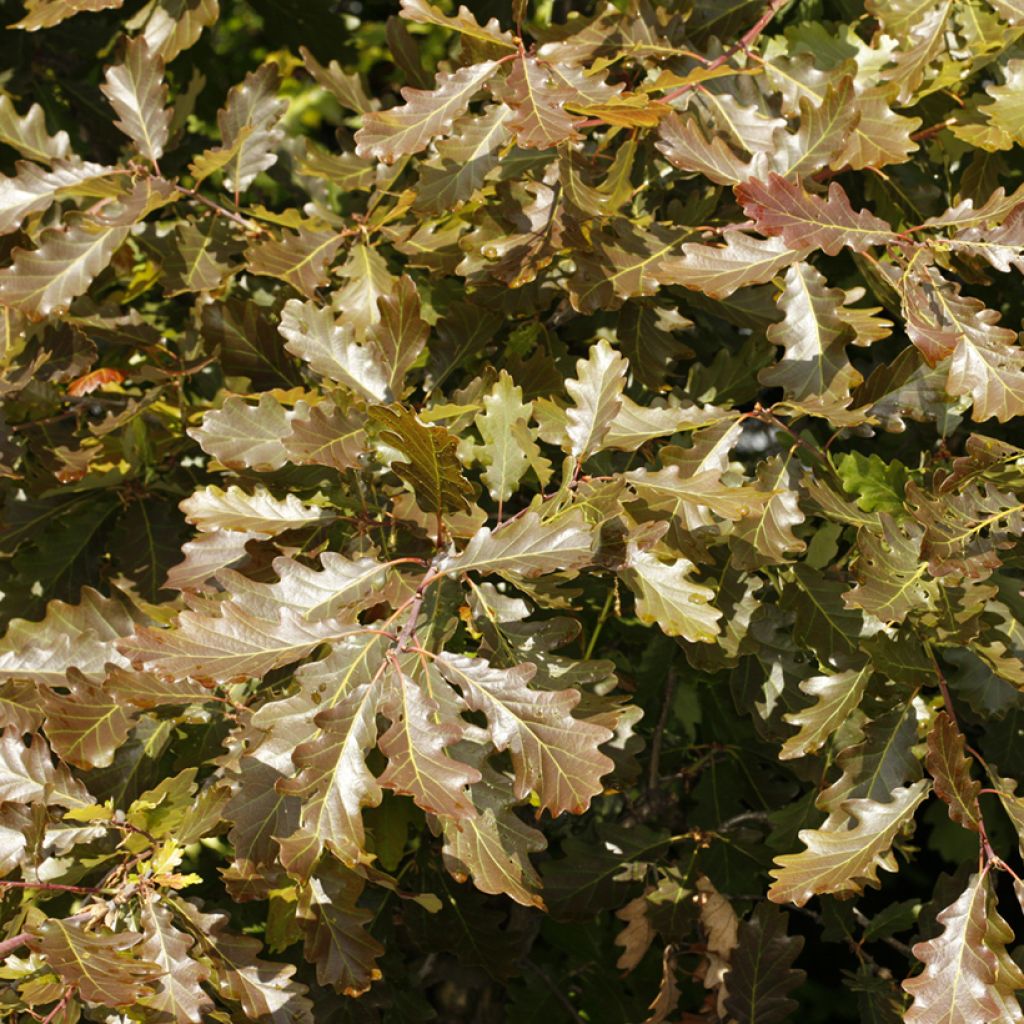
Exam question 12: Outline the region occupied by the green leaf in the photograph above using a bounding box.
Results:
[723,903,806,1024]
[369,403,474,517]
[472,369,548,502]
[622,538,722,643]
[836,452,910,514]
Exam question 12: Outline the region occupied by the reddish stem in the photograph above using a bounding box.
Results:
[659,0,788,105]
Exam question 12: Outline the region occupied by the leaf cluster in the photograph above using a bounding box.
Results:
[3,0,1024,1021]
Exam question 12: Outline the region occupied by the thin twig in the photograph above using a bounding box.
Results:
[648,669,677,795]
[0,881,103,895]
[659,0,788,105]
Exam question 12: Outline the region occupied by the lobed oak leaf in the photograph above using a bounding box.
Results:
[0,727,86,807]
[207,63,286,193]
[843,516,936,624]
[564,338,627,458]
[760,261,861,409]
[119,601,351,684]
[0,93,71,164]
[201,298,300,389]
[161,216,243,295]
[622,539,722,643]
[0,159,117,236]
[248,552,389,622]
[11,0,123,31]
[297,858,384,996]
[174,902,313,1023]
[603,397,719,452]
[370,274,429,399]
[833,87,922,171]
[189,393,299,472]
[768,779,930,906]
[284,400,367,471]
[27,918,162,1006]
[473,369,548,502]
[496,55,585,150]
[298,45,374,114]
[947,321,1024,424]
[399,0,516,49]
[443,509,593,578]
[436,653,614,816]
[370,403,473,516]
[331,243,396,339]
[731,453,807,568]
[925,711,981,832]
[735,173,898,255]
[779,665,872,761]
[569,221,692,313]
[244,226,344,298]
[976,59,1024,148]
[776,75,859,179]
[275,679,384,873]
[137,902,213,1024]
[40,668,134,770]
[662,230,808,300]
[656,112,764,185]
[0,213,130,317]
[179,484,326,537]
[723,903,806,1024]
[140,0,220,63]
[376,658,480,819]
[100,37,171,164]
[279,297,389,401]
[163,529,259,592]
[436,745,546,908]
[625,462,763,532]
[902,872,1005,1024]
[909,480,1024,578]
[413,105,510,213]
[696,874,739,1013]
[355,61,500,164]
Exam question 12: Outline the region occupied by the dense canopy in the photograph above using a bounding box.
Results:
[3,0,1024,1021]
